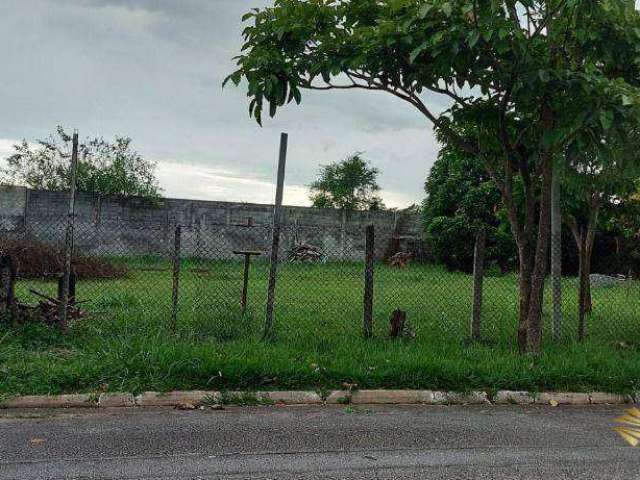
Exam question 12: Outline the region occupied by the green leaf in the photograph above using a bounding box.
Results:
[410,43,427,63]
[599,110,614,130]
[538,70,549,82]
[468,30,480,48]
[441,2,452,17]
[622,95,634,106]
[418,3,433,19]
[293,87,301,105]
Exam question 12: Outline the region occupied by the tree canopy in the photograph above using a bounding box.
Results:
[423,144,515,272]
[309,153,384,210]
[1,126,161,199]
[227,0,640,354]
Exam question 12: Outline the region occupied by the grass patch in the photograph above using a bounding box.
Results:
[2,260,640,395]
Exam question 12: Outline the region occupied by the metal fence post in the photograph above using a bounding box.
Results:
[58,131,79,330]
[264,132,288,339]
[471,228,486,341]
[170,225,182,332]
[363,224,375,338]
[551,161,562,341]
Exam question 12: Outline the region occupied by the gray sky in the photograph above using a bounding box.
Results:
[0,0,443,207]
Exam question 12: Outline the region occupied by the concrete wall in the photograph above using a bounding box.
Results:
[0,186,422,261]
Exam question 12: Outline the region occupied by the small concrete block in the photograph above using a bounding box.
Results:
[135,391,219,407]
[536,392,590,405]
[1,394,96,409]
[98,393,136,408]
[325,391,353,404]
[589,392,631,405]
[493,391,535,405]
[350,390,434,404]
[258,391,323,405]
[432,391,490,405]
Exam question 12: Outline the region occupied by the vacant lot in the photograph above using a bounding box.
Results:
[2,260,640,397]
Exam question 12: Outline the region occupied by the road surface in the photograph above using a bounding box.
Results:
[1,405,638,479]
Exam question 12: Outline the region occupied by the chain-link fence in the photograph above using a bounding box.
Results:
[2,214,639,348]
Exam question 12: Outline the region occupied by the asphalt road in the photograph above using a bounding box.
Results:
[1,405,638,479]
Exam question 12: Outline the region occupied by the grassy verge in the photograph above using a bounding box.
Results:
[1,261,639,395]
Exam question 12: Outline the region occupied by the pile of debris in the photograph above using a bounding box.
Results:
[288,244,327,263]
[388,252,412,268]
[0,238,127,279]
[17,286,86,326]
[1,253,86,327]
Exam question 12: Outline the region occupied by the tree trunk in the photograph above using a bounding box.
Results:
[583,244,593,314]
[525,155,553,355]
[577,244,588,341]
[569,196,600,342]
[517,247,532,353]
[471,229,486,341]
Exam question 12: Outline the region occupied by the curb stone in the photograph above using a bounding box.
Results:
[493,390,535,405]
[1,394,96,409]
[535,392,590,405]
[432,391,490,405]
[1,390,634,409]
[98,393,136,408]
[135,391,220,407]
[258,391,323,405]
[350,390,434,404]
[325,390,352,404]
[588,392,633,405]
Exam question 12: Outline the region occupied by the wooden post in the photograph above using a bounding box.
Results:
[0,255,17,323]
[58,131,79,330]
[234,250,262,313]
[471,228,486,341]
[551,161,562,341]
[58,272,76,305]
[170,225,182,332]
[363,224,375,338]
[264,133,288,339]
[241,253,251,313]
[241,217,253,314]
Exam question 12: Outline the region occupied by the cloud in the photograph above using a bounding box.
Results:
[0,0,440,208]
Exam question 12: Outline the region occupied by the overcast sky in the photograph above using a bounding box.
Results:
[0,0,444,207]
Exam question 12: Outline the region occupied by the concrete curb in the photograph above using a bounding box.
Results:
[1,390,636,409]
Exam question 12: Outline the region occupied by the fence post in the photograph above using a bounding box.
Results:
[471,228,486,341]
[264,132,288,339]
[171,225,182,332]
[0,255,17,323]
[58,131,79,330]
[363,224,375,338]
[551,161,563,341]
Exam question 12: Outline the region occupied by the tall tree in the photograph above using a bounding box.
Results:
[563,136,640,340]
[227,0,640,354]
[1,126,161,199]
[309,153,383,210]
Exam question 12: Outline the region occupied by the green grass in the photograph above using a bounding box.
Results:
[2,259,640,396]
